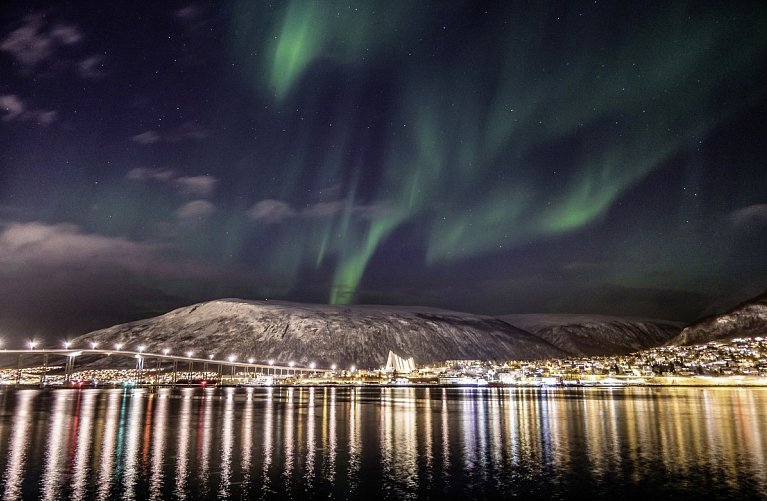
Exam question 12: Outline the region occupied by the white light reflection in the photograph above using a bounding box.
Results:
[488,390,503,480]
[174,388,194,500]
[304,387,316,488]
[347,387,361,491]
[149,388,170,501]
[262,387,274,496]
[283,388,295,488]
[326,387,337,483]
[240,388,255,496]
[121,388,146,500]
[71,391,98,501]
[41,390,74,501]
[2,390,39,499]
[218,387,235,499]
[97,390,123,500]
[420,388,434,483]
[441,388,450,479]
[197,389,214,496]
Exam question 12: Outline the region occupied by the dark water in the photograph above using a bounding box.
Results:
[0,386,765,500]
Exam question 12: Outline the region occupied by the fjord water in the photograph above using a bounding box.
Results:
[0,387,765,500]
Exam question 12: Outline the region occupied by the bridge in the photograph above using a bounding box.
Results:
[0,348,332,386]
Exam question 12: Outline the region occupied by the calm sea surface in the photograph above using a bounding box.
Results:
[0,386,765,500]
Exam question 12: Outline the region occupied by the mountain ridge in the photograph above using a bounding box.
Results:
[670,290,767,346]
[75,299,568,369]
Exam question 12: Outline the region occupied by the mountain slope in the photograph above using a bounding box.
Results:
[75,299,567,368]
[502,314,682,356]
[671,291,767,345]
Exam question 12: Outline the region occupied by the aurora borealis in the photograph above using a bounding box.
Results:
[1,1,766,339]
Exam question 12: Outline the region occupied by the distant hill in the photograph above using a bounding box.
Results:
[670,290,767,346]
[74,299,567,369]
[501,314,683,356]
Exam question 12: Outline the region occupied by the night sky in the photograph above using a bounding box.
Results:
[1,1,766,341]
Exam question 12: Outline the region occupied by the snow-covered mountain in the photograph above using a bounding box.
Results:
[671,291,767,346]
[501,314,682,356]
[75,299,567,369]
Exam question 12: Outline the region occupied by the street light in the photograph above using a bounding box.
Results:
[138,345,145,354]
[209,354,214,360]
[28,340,37,350]
[228,355,235,362]
[331,364,337,371]
[115,343,123,351]
[248,357,254,364]
[90,341,98,350]
[268,359,274,366]
[186,351,193,358]
[163,348,169,356]
[63,340,71,350]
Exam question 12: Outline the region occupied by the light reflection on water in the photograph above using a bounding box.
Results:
[0,387,765,499]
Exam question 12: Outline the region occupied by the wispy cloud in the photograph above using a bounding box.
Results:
[730,204,767,228]
[0,221,158,271]
[0,94,57,125]
[130,121,209,144]
[176,176,217,197]
[125,167,175,182]
[78,54,106,79]
[175,200,215,222]
[125,168,217,198]
[246,198,396,223]
[0,14,82,70]
[246,199,296,223]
